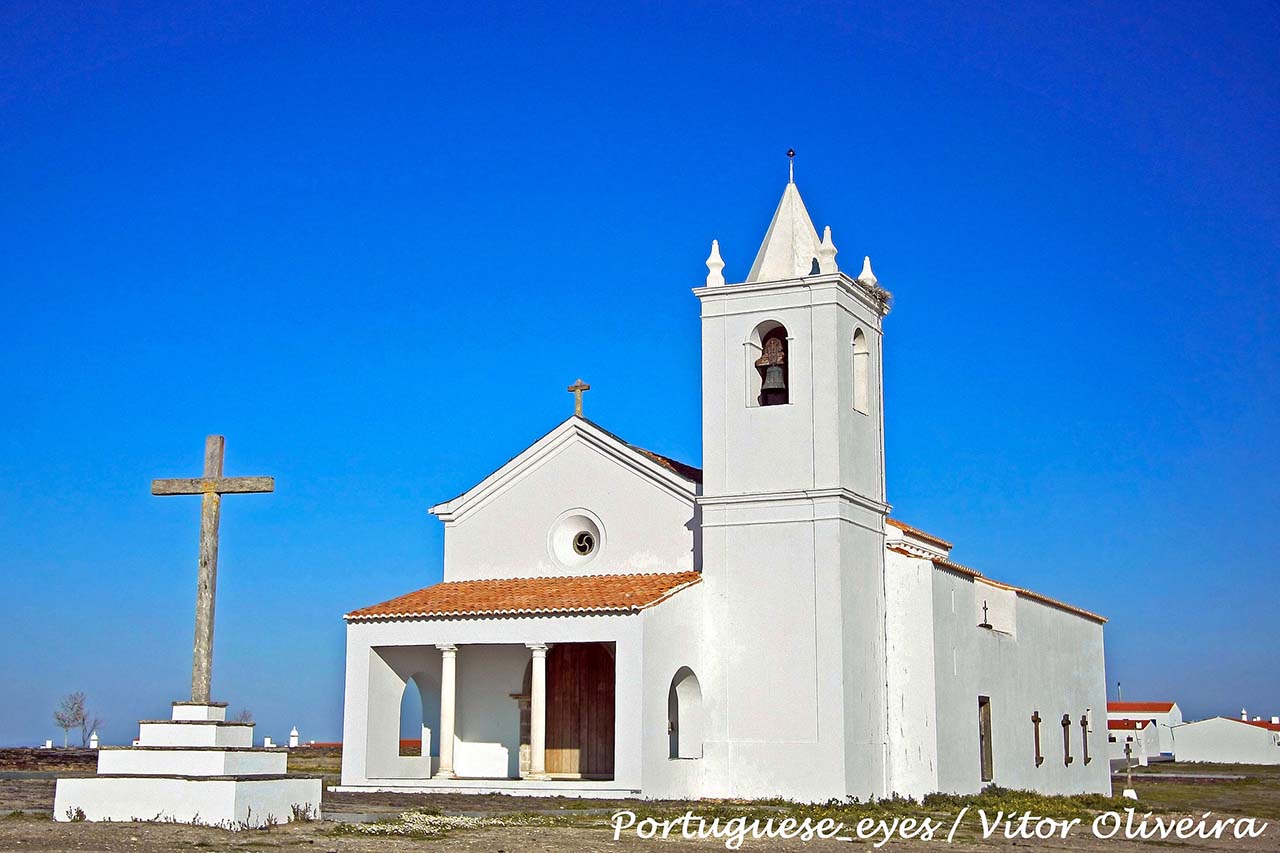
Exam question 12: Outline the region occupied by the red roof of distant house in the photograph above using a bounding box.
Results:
[1108,701,1175,714]
[1241,719,1280,732]
[1108,719,1151,730]
[346,571,702,621]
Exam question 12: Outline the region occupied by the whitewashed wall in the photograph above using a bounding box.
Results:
[927,560,1111,795]
[436,423,698,581]
[1173,718,1280,765]
[638,583,707,799]
[884,549,940,796]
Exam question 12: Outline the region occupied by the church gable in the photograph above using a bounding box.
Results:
[430,418,700,582]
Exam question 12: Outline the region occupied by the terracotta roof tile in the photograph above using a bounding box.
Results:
[1108,701,1176,714]
[1244,719,1280,732]
[1105,696,1172,712]
[886,518,953,549]
[346,571,702,621]
[1108,719,1152,730]
[630,446,703,483]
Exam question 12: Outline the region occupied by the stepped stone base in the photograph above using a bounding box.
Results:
[54,775,321,828]
[54,702,321,830]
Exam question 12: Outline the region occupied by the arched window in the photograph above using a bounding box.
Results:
[852,327,869,414]
[746,321,789,407]
[668,667,703,759]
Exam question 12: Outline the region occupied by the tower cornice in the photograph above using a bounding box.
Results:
[693,272,891,317]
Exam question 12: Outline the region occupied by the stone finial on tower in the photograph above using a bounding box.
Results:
[858,255,878,286]
[817,226,838,274]
[705,239,726,287]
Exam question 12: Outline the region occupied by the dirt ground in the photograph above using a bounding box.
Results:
[1,749,1276,851]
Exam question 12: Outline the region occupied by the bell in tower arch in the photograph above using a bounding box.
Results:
[756,332,789,406]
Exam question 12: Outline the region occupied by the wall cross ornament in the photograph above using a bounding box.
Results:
[1031,711,1044,767]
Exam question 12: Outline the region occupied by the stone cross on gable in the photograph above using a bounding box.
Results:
[567,379,590,417]
[152,435,273,705]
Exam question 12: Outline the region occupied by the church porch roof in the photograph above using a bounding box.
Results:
[345,570,702,622]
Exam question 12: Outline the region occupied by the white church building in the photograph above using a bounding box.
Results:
[338,170,1112,801]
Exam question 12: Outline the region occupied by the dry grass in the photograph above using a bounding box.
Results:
[1121,763,1280,821]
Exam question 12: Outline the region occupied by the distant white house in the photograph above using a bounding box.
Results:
[1107,719,1158,765]
[1107,701,1182,757]
[1173,715,1280,765]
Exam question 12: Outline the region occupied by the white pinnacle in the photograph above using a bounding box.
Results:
[858,255,877,285]
[817,226,839,274]
[705,239,726,287]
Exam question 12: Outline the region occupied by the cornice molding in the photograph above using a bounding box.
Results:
[698,487,890,515]
[693,272,891,317]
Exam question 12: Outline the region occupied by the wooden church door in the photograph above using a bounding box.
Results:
[545,642,615,778]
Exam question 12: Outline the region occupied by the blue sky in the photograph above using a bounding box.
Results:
[1,2,1276,746]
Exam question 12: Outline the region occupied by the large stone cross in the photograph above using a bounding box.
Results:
[152,435,273,704]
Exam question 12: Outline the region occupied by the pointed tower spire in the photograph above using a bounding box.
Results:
[858,255,877,285]
[817,226,839,274]
[746,153,821,283]
[705,239,726,286]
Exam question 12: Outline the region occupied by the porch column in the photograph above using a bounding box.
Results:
[434,643,457,779]
[526,643,550,780]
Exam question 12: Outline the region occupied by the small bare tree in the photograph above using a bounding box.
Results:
[54,693,86,748]
[81,710,104,747]
[230,707,254,723]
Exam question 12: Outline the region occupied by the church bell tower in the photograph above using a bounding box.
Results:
[693,161,894,800]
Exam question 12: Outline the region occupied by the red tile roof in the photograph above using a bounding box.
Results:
[1242,719,1280,732]
[886,518,953,550]
[1108,701,1176,714]
[1108,719,1152,730]
[345,571,702,621]
[630,446,703,483]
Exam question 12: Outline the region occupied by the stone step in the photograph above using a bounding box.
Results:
[98,746,287,777]
[171,701,228,722]
[137,720,254,748]
[54,775,322,829]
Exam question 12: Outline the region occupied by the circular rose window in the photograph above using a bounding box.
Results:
[549,510,604,568]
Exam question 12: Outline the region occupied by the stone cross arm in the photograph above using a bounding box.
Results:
[152,476,274,495]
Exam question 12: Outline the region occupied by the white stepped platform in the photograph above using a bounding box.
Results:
[98,746,287,776]
[54,702,321,830]
[137,720,254,748]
